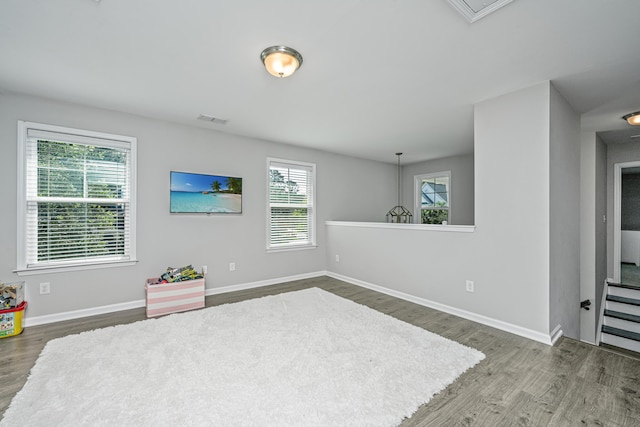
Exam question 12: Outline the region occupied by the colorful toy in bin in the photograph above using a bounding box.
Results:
[0,301,27,338]
[0,281,25,309]
[150,265,204,285]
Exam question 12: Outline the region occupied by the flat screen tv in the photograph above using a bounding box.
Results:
[170,171,242,214]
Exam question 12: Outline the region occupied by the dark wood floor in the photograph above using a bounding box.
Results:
[2,276,640,426]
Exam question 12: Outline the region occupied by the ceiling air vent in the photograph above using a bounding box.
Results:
[447,0,514,23]
[197,114,228,125]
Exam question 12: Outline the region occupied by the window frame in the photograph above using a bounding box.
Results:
[414,171,451,225]
[16,121,137,275]
[266,157,317,252]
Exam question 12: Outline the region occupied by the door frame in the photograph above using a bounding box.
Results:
[613,160,640,282]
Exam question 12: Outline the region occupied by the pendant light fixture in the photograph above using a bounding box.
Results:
[623,111,640,126]
[386,153,413,223]
[260,46,303,78]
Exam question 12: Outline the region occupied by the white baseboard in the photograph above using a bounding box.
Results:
[24,269,563,347]
[24,299,146,328]
[23,271,327,328]
[204,271,327,296]
[550,324,564,345]
[327,271,561,346]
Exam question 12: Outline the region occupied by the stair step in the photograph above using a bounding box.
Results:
[601,325,640,342]
[608,285,640,299]
[603,312,640,333]
[606,300,640,316]
[606,294,640,306]
[601,331,640,353]
[608,281,640,290]
[604,309,640,324]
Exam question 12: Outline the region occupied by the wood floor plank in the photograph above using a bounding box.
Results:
[2,276,640,425]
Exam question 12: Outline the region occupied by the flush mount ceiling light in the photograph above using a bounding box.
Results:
[623,111,640,126]
[447,0,514,23]
[260,46,303,78]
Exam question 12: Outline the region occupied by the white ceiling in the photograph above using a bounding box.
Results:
[1,0,639,164]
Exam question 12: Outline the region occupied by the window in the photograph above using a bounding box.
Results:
[17,121,137,273]
[414,171,450,224]
[267,158,316,251]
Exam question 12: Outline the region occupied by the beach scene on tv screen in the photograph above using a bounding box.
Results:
[170,171,242,213]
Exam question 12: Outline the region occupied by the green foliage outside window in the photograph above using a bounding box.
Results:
[421,202,449,224]
[35,140,128,262]
[269,167,310,245]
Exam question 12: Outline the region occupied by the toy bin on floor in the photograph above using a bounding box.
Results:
[0,302,27,338]
[145,278,205,318]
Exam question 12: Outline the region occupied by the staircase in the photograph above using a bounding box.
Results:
[600,282,640,353]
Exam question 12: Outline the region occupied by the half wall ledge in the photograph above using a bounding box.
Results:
[325,221,475,233]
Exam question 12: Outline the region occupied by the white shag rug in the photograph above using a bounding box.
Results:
[1,288,484,426]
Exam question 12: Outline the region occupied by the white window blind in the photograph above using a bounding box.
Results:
[267,158,316,250]
[17,122,137,272]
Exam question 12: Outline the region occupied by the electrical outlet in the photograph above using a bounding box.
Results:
[202,265,208,275]
[466,280,474,293]
[40,282,51,295]
[335,254,340,262]
[229,262,236,271]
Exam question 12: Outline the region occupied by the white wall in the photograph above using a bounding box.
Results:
[548,84,580,340]
[473,81,552,335]
[327,82,568,342]
[580,131,598,343]
[0,92,396,319]
[582,132,608,344]
[402,154,474,225]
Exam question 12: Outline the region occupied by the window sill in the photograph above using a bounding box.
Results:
[14,260,138,276]
[267,244,318,253]
[325,221,475,233]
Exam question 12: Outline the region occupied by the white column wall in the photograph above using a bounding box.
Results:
[327,82,555,340]
[580,131,598,343]
[548,84,580,339]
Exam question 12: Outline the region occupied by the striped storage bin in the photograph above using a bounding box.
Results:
[145,278,205,318]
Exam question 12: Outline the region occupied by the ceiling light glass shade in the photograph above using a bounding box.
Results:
[623,111,640,126]
[260,46,303,78]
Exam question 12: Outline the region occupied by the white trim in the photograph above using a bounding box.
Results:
[15,260,138,276]
[266,157,317,251]
[326,271,559,345]
[447,0,514,23]
[23,299,146,328]
[16,121,27,270]
[595,278,613,345]
[16,120,137,273]
[549,324,564,345]
[204,271,325,296]
[266,244,317,253]
[22,269,560,346]
[326,220,475,233]
[22,271,327,327]
[23,122,136,147]
[614,164,621,282]
[413,170,451,225]
[613,161,640,282]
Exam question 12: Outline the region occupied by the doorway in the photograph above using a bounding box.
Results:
[614,162,640,286]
